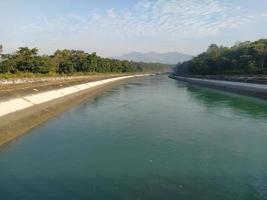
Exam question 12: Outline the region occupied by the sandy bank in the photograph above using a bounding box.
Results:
[170,75,267,100]
[0,74,152,147]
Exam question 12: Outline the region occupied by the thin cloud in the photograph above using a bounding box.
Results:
[20,0,262,39]
[5,0,265,56]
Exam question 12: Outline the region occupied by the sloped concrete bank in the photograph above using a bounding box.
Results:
[170,75,267,100]
[0,74,153,146]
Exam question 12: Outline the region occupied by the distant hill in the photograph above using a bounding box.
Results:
[115,51,193,65]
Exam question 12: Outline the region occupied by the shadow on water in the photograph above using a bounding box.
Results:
[177,81,267,119]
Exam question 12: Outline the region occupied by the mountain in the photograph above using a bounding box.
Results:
[115,51,193,65]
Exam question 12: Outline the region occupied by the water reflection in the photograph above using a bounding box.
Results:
[1,75,267,200]
[182,83,267,118]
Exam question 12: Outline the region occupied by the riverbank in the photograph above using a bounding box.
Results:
[176,74,267,84]
[0,74,137,102]
[169,74,267,100]
[0,74,153,147]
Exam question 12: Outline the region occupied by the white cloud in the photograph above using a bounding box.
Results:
[21,0,261,39]
[10,0,266,56]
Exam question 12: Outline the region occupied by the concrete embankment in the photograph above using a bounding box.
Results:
[0,75,109,85]
[170,75,267,100]
[0,74,152,146]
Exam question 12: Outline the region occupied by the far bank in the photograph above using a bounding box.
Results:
[169,74,267,100]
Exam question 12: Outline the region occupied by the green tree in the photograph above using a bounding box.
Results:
[0,56,16,73]
[175,39,267,75]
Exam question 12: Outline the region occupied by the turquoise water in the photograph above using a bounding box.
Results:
[1,75,267,200]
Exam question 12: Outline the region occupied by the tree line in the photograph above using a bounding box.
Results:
[0,47,169,74]
[174,39,267,75]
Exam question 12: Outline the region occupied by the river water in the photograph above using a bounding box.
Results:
[1,75,267,200]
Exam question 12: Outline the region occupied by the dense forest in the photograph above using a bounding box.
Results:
[0,47,169,75]
[175,39,267,75]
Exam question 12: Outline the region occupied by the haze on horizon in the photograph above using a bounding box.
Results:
[1,0,267,57]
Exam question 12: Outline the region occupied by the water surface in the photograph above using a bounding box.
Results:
[1,75,267,200]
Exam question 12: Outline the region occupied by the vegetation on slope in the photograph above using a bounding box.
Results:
[0,47,169,76]
[175,39,267,75]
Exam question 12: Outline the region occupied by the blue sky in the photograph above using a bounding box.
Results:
[1,0,267,57]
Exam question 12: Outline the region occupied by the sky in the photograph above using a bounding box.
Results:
[0,0,267,57]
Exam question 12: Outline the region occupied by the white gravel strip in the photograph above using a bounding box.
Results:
[0,74,152,118]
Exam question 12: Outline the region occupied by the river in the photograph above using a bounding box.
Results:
[1,75,267,200]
